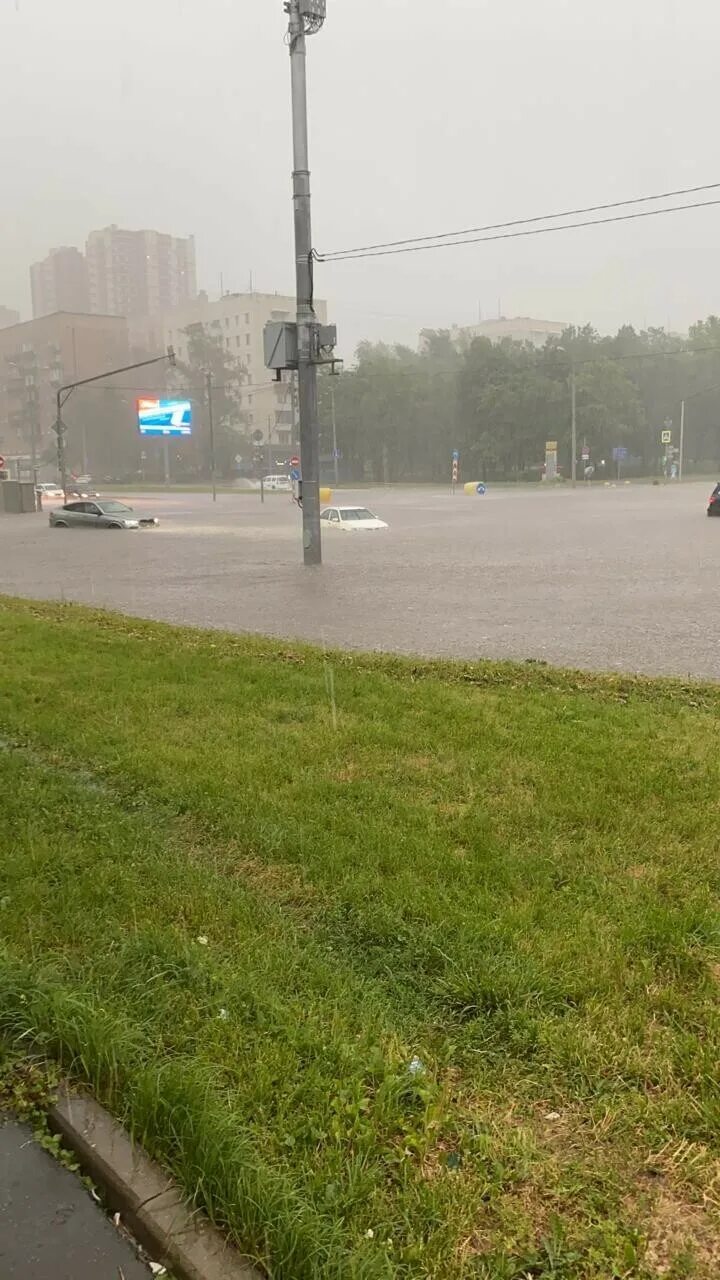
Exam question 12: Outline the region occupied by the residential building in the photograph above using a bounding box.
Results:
[0,311,129,466]
[447,316,567,350]
[86,225,196,319]
[134,291,326,451]
[0,306,20,330]
[30,247,90,318]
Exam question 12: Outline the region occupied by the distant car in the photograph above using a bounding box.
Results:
[707,484,720,516]
[66,484,100,499]
[36,483,64,501]
[263,474,292,492]
[320,505,388,531]
[49,500,159,530]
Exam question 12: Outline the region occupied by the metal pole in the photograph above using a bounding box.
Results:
[55,388,68,496]
[163,439,170,485]
[570,359,577,488]
[81,420,88,477]
[679,398,685,482]
[289,0,321,565]
[206,369,217,502]
[330,379,339,486]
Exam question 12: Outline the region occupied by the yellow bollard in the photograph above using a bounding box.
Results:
[319,487,332,504]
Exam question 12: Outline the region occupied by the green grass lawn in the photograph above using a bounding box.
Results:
[0,597,719,1279]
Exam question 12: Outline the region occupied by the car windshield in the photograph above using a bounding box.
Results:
[340,508,375,522]
[97,501,131,514]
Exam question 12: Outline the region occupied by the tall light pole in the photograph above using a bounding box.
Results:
[570,356,577,488]
[330,375,340,487]
[206,368,217,502]
[287,0,325,565]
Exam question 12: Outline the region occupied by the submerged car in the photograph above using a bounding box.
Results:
[320,505,388,531]
[707,483,720,516]
[49,500,159,529]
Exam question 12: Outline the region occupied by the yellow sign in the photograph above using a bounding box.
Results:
[545,441,557,451]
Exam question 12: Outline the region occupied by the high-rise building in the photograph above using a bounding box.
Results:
[86,225,196,319]
[30,247,90,319]
[0,306,20,330]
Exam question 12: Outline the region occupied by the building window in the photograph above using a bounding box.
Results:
[225,338,231,348]
[236,336,241,348]
[225,318,230,328]
[244,313,250,324]
[245,334,251,346]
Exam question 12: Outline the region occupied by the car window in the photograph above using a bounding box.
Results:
[64,502,84,511]
[328,509,340,522]
[85,503,102,515]
[340,508,374,521]
[98,501,131,513]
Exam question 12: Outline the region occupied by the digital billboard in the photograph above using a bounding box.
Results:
[137,397,192,437]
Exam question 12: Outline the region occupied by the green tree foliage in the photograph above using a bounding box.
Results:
[324,318,720,482]
[173,324,250,478]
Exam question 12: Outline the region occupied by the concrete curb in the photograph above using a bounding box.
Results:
[49,1087,262,1280]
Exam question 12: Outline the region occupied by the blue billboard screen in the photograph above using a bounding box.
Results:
[137,397,192,437]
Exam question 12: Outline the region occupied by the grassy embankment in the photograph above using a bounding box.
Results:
[0,596,718,1278]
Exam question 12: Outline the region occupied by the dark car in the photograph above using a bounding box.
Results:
[707,484,720,516]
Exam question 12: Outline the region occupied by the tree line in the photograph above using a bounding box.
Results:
[317,317,720,482]
[58,315,720,483]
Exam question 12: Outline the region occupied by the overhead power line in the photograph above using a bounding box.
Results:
[316,183,720,263]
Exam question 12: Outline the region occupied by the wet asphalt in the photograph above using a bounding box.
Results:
[0,1117,150,1279]
[1,480,718,679]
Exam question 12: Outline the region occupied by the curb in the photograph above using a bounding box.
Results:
[49,1087,262,1280]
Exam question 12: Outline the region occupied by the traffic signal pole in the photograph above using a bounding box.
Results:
[54,348,176,496]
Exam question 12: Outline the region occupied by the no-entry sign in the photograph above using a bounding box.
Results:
[290,455,300,468]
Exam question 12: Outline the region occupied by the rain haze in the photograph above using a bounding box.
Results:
[0,0,718,354]
[5,5,720,1277]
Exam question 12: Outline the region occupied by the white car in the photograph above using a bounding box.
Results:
[36,483,64,501]
[320,505,388,531]
[263,474,292,492]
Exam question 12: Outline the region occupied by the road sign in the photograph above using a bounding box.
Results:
[612,446,628,461]
[290,455,300,468]
[581,446,590,462]
[0,456,5,468]
[290,467,301,482]
[661,429,672,444]
[476,483,487,496]
[452,449,460,462]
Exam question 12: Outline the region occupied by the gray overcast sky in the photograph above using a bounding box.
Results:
[1,0,718,358]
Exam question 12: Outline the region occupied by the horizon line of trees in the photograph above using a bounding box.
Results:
[54,315,720,483]
[317,317,720,483]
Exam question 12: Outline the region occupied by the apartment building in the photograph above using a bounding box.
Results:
[0,311,129,463]
[447,316,567,350]
[30,247,90,318]
[86,225,196,318]
[136,291,326,450]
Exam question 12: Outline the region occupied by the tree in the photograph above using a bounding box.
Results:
[173,325,250,478]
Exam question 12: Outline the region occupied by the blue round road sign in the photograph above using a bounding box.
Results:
[290,467,301,482]
[476,483,486,495]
